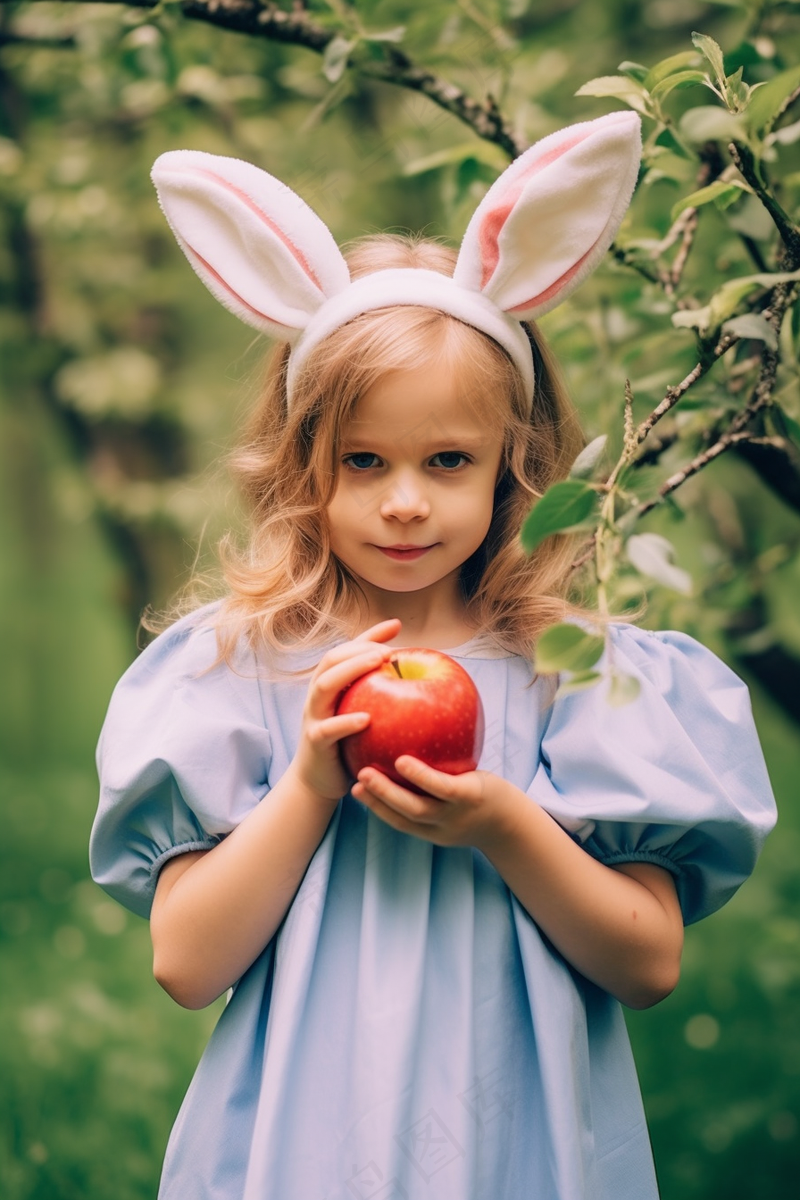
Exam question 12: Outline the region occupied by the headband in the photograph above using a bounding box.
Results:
[151,111,641,411]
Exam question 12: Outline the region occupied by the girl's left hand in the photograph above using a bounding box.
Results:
[351,758,510,851]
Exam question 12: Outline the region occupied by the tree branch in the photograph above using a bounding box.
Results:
[729,140,800,260]
[635,339,782,518]
[0,29,77,47]
[13,0,526,157]
[633,332,739,445]
[667,208,698,293]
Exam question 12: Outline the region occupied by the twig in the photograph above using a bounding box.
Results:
[636,431,762,517]
[630,430,679,467]
[729,140,800,259]
[668,208,698,292]
[635,340,781,517]
[16,0,526,158]
[609,244,662,286]
[630,258,799,515]
[634,333,738,444]
[0,30,77,47]
[570,537,597,572]
[623,378,636,458]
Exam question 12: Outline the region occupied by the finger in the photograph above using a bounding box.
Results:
[310,711,371,748]
[355,768,443,824]
[392,756,455,799]
[325,620,400,664]
[393,757,480,803]
[315,622,401,675]
[351,781,432,840]
[311,649,391,711]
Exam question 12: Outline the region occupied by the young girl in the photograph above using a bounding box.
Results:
[90,113,776,1200]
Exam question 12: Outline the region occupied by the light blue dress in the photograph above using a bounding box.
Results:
[90,606,776,1200]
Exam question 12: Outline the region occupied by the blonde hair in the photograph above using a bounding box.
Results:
[155,233,604,677]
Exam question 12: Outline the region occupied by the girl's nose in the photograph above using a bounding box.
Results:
[378,472,431,521]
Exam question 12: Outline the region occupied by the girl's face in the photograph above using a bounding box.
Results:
[326,357,505,615]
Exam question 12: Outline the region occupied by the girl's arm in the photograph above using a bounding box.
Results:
[475,783,684,1009]
[151,766,340,1010]
[151,620,402,1010]
[352,761,683,1010]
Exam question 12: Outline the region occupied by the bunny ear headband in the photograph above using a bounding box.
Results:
[151,111,641,412]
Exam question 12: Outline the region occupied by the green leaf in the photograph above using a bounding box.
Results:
[672,269,800,335]
[644,50,702,91]
[725,65,752,112]
[556,670,603,698]
[403,140,506,176]
[322,36,356,83]
[722,313,778,350]
[626,533,692,594]
[618,61,649,82]
[569,435,608,480]
[670,179,749,222]
[575,75,651,116]
[708,269,800,329]
[651,70,709,101]
[520,480,598,554]
[644,149,694,183]
[678,105,747,143]
[672,307,711,330]
[362,26,406,43]
[691,31,726,88]
[607,672,642,707]
[745,64,800,132]
[535,623,606,674]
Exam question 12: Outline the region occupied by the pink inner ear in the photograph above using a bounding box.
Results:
[187,244,294,332]
[478,132,588,291]
[188,166,325,293]
[505,245,594,315]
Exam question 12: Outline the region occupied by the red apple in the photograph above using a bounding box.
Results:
[335,648,485,796]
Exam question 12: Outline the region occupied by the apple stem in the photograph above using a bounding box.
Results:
[391,658,402,679]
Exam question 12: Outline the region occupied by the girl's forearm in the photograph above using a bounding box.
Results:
[150,767,340,1010]
[476,781,684,1009]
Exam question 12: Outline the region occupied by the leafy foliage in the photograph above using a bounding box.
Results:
[1,1,799,1197]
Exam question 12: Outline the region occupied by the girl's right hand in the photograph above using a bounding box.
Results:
[290,618,402,803]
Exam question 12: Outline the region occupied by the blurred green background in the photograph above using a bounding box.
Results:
[1,1,799,1197]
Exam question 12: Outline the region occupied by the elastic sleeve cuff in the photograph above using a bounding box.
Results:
[150,838,221,886]
[586,846,683,881]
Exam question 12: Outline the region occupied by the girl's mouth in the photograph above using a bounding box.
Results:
[377,545,435,560]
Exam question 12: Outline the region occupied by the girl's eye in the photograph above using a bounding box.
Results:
[341,451,470,472]
[430,451,469,470]
[342,453,381,471]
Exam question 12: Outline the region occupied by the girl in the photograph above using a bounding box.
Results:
[91,113,776,1200]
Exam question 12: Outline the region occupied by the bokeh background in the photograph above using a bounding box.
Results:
[1,1,799,1197]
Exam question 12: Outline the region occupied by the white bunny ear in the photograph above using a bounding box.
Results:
[151,150,350,340]
[453,112,641,320]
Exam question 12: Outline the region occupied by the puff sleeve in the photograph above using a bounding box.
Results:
[90,609,272,919]
[527,623,777,925]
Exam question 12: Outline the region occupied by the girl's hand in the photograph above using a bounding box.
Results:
[351,758,510,851]
[290,618,402,803]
